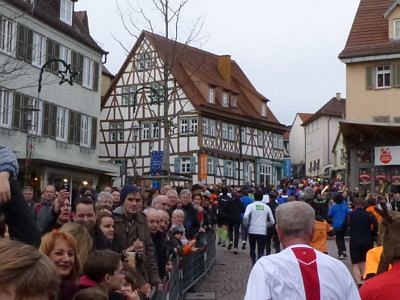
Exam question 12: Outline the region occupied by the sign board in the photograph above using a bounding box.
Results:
[198,153,208,181]
[374,146,400,166]
[150,151,163,175]
[283,159,291,177]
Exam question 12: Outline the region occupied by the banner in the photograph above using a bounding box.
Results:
[150,151,163,176]
[283,159,291,177]
[375,146,400,166]
[198,153,208,181]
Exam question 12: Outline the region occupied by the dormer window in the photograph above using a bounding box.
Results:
[222,91,229,107]
[230,94,237,107]
[60,0,73,25]
[261,102,267,117]
[395,19,400,39]
[208,87,215,104]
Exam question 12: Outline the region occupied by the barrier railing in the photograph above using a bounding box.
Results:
[154,230,216,300]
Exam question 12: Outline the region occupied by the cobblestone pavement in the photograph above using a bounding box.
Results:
[191,239,352,300]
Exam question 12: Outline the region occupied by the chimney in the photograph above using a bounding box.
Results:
[217,55,231,83]
[336,92,341,100]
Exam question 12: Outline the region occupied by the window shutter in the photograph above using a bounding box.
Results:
[20,95,30,132]
[16,24,26,60]
[243,161,248,182]
[12,92,22,129]
[366,66,375,90]
[233,161,238,178]
[75,113,81,145]
[53,42,60,73]
[223,160,227,177]
[174,157,181,173]
[25,28,33,64]
[213,158,218,175]
[190,157,196,173]
[68,110,75,143]
[42,101,50,137]
[393,63,400,88]
[46,39,54,72]
[93,61,99,91]
[255,163,260,185]
[77,54,84,84]
[49,104,57,139]
[91,117,97,149]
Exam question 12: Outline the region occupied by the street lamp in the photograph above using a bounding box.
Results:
[23,59,76,185]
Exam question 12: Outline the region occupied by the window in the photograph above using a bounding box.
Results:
[59,45,71,70]
[60,0,73,25]
[376,65,391,88]
[152,121,159,138]
[0,17,15,55]
[180,118,188,134]
[261,103,267,117]
[241,127,247,143]
[32,32,46,67]
[202,118,208,135]
[226,161,233,177]
[222,123,228,139]
[228,124,234,140]
[0,89,12,128]
[181,157,191,173]
[122,86,136,106]
[273,134,278,148]
[208,87,215,104]
[257,130,263,146]
[142,122,150,140]
[137,53,152,70]
[373,116,390,123]
[56,106,68,141]
[109,122,124,142]
[27,98,42,136]
[231,94,237,107]
[394,20,400,39]
[190,118,198,133]
[222,92,229,107]
[207,158,214,175]
[278,135,283,149]
[80,115,91,147]
[209,119,216,136]
[82,57,93,89]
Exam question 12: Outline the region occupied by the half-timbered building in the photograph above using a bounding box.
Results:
[100,31,287,187]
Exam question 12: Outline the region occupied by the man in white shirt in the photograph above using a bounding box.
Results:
[243,190,275,265]
[244,201,360,300]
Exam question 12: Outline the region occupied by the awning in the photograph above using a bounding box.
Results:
[340,120,400,148]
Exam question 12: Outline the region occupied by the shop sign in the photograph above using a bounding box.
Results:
[359,169,371,185]
[375,146,400,166]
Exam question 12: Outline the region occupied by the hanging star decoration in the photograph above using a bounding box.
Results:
[58,63,77,86]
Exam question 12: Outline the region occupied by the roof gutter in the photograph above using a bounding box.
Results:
[340,53,400,64]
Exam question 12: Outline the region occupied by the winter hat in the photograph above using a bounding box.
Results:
[120,185,140,204]
[171,225,185,235]
[303,187,315,200]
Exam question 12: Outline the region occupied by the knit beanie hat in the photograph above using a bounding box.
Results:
[303,187,315,200]
[120,185,140,204]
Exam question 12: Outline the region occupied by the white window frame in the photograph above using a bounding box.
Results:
[257,130,263,146]
[190,118,198,134]
[241,127,247,144]
[80,115,91,147]
[152,121,159,138]
[0,17,15,55]
[59,45,71,70]
[207,157,214,175]
[56,106,69,141]
[202,118,208,135]
[222,123,228,139]
[394,19,400,40]
[222,92,229,107]
[32,32,46,68]
[60,0,73,25]
[181,157,191,173]
[228,124,234,140]
[0,89,12,128]
[209,120,216,136]
[180,118,188,134]
[82,56,93,89]
[208,87,215,104]
[376,65,391,88]
[226,161,233,177]
[122,86,136,106]
[109,122,124,142]
[142,122,150,140]
[28,98,42,136]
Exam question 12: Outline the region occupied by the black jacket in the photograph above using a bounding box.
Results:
[225,197,244,224]
[2,179,41,247]
[182,203,200,239]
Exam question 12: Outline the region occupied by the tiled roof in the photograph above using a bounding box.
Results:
[298,113,313,123]
[283,126,291,140]
[6,0,107,54]
[339,0,400,59]
[104,31,286,132]
[302,97,346,126]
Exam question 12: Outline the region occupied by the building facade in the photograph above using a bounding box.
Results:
[302,95,345,177]
[0,0,117,191]
[100,31,287,188]
[339,0,400,193]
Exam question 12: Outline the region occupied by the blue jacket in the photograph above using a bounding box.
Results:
[328,203,349,229]
[240,195,253,219]
[0,146,18,177]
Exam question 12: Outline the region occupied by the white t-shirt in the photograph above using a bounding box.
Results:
[244,244,360,300]
[243,201,275,235]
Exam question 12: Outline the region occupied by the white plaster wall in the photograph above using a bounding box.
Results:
[289,115,306,164]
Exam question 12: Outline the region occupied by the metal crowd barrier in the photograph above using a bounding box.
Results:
[154,230,216,300]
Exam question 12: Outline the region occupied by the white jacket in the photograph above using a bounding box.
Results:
[243,201,275,235]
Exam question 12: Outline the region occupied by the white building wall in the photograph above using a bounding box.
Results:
[289,115,306,164]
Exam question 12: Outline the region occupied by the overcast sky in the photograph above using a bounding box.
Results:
[75,0,360,125]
